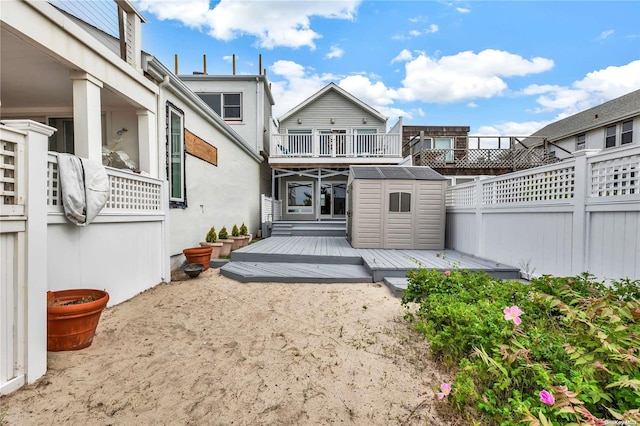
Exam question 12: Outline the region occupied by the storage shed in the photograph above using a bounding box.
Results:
[347,166,447,249]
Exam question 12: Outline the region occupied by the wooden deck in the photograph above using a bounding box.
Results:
[221,237,520,292]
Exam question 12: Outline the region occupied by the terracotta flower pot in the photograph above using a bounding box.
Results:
[47,289,109,351]
[230,236,244,250]
[200,242,224,259]
[183,246,213,271]
[219,239,234,256]
[240,235,250,247]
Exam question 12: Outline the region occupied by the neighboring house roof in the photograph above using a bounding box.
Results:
[529,88,640,143]
[350,165,446,180]
[279,82,387,123]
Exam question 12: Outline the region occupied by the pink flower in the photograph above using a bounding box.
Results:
[437,382,451,399]
[503,305,523,325]
[444,270,451,277]
[539,390,555,406]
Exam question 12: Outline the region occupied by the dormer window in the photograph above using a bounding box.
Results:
[197,93,242,121]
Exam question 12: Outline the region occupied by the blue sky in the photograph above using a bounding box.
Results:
[60,1,640,135]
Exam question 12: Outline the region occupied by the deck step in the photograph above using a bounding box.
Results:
[383,277,408,298]
[221,262,373,283]
[271,221,346,237]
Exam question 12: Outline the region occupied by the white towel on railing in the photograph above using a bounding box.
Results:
[57,153,109,226]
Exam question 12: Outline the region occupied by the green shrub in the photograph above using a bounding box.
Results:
[239,222,248,236]
[205,227,217,243]
[231,224,240,237]
[218,226,228,240]
[402,269,640,425]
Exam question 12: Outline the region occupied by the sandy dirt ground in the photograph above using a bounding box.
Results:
[1,269,462,425]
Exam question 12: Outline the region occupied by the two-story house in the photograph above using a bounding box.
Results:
[268,83,403,229]
[526,88,639,158]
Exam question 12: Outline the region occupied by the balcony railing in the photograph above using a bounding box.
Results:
[417,147,558,170]
[271,132,402,159]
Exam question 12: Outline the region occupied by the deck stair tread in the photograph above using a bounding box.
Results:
[221,262,373,283]
[382,277,408,298]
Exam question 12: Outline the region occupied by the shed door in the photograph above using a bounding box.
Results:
[383,181,414,249]
[346,183,353,242]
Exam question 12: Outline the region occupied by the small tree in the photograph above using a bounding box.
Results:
[218,226,229,240]
[239,223,248,236]
[232,224,240,237]
[205,227,217,243]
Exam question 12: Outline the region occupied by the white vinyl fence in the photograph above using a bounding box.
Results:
[446,145,640,280]
[260,194,282,237]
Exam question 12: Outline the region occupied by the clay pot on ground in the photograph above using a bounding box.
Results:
[47,289,109,351]
[219,239,234,256]
[199,241,224,259]
[240,235,250,247]
[183,246,213,271]
[230,236,244,251]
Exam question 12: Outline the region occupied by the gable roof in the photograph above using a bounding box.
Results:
[530,88,640,142]
[278,82,387,123]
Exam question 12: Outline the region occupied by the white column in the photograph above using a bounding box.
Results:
[137,110,157,177]
[70,72,103,161]
[570,150,599,275]
[4,120,55,384]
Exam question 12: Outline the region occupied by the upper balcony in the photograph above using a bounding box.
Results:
[269,131,402,166]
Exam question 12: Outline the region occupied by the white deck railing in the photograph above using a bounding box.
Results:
[271,132,402,159]
[446,145,640,280]
[47,153,164,220]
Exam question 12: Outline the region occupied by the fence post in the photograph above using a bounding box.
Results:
[475,177,485,258]
[570,150,598,275]
[5,121,55,384]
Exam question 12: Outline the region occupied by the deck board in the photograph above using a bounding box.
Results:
[224,236,520,284]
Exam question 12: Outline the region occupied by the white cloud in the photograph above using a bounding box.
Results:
[521,60,640,117]
[425,24,439,34]
[475,121,551,137]
[597,29,615,40]
[467,102,478,108]
[398,49,554,103]
[408,16,429,23]
[135,0,361,49]
[456,7,471,13]
[391,49,414,64]
[325,45,345,59]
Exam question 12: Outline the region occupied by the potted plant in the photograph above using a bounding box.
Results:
[230,224,244,250]
[200,226,223,259]
[218,226,234,256]
[239,222,250,247]
[183,245,213,271]
[47,289,109,351]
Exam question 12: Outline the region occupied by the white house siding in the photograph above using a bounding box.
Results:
[160,94,261,264]
[352,181,384,248]
[279,91,386,132]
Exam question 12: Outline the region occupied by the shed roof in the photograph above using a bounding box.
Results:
[350,166,446,180]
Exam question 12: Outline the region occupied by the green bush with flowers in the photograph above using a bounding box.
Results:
[402,269,640,425]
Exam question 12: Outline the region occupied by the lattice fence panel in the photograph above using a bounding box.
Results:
[483,166,575,205]
[590,153,639,197]
[47,160,60,208]
[106,174,162,210]
[1,140,17,206]
[447,185,476,207]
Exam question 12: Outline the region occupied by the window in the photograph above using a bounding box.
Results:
[287,129,312,154]
[287,182,313,214]
[197,93,242,121]
[605,125,617,148]
[576,134,586,151]
[622,120,633,145]
[355,128,377,155]
[434,137,453,161]
[167,102,186,208]
[48,118,75,154]
[389,192,411,213]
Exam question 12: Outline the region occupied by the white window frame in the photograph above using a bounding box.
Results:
[605,120,634,149]
[576,134,586,151]
[621,120,633,145]
[286,181,314,214]
[167,102,186,208]
[197,92,242,121]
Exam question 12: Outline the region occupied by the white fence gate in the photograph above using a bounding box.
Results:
[446,145,640,280]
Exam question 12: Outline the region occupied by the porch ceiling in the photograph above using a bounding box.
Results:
[0,25,129,112]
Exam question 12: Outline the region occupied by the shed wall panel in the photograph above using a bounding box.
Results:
[415,181,446,249]
[352,180,383,247]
